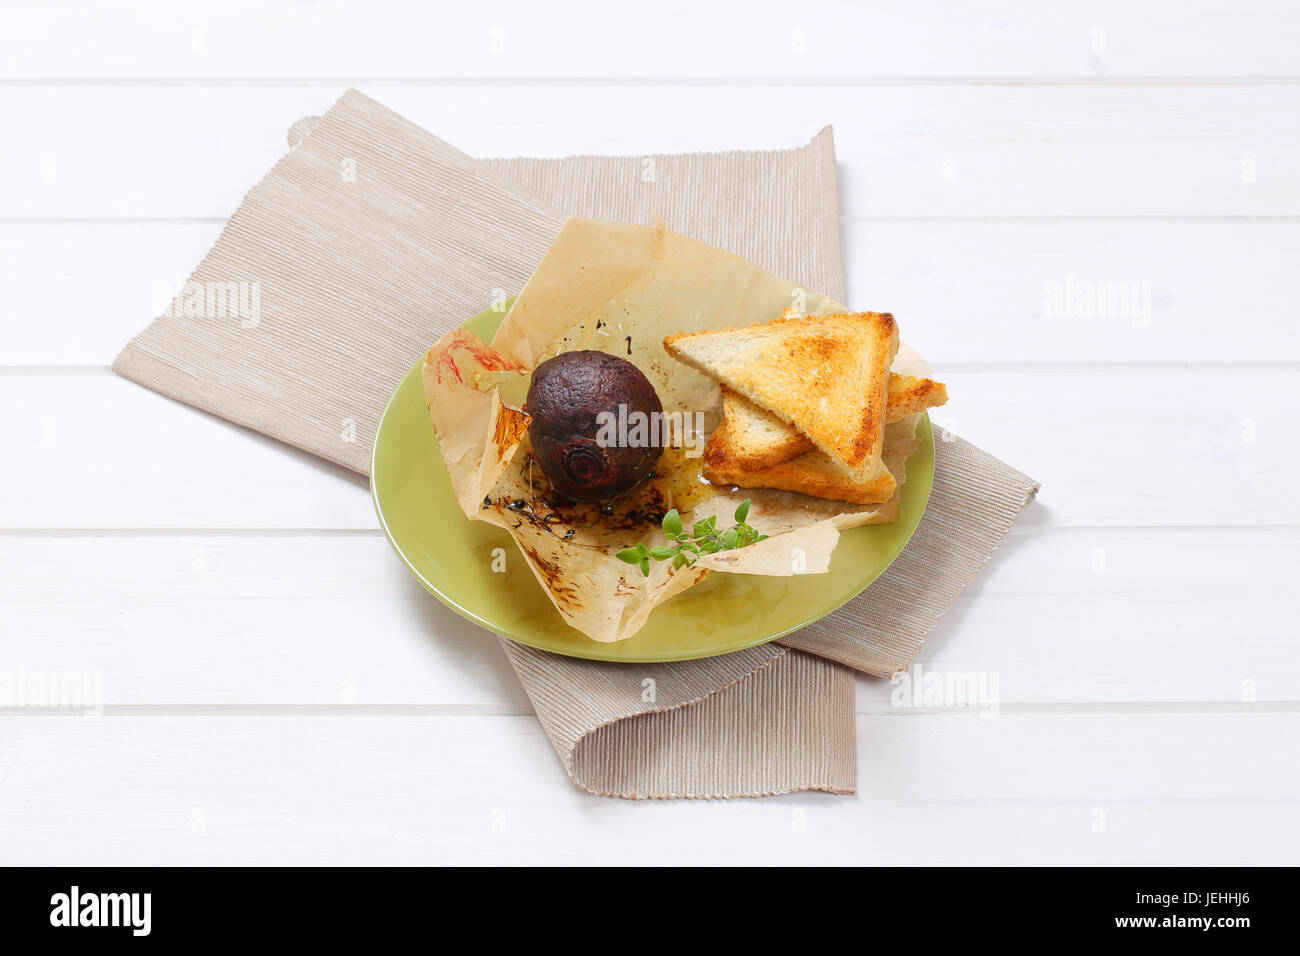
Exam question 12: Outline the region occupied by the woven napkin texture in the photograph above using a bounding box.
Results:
[115,89,1037,799]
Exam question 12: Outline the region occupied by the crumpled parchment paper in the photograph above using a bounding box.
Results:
[422,219,928,642]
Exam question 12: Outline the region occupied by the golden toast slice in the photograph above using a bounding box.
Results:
[703,420,921,506]
[663,311,898,476]
[714,387,816,468]
[716,373,948,469]
[883,374,949,422]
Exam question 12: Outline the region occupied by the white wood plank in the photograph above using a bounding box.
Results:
[0,714,1293,864]
[0,533,531,710]
[3,85,1299,218]
[934,366,1296,531]
[2,529,1294,707]
[855,527,1300,707]
[0,373,375,529]
[3,1,1297,79]
[1,368,1291,529]
[847,219,1300,364]
[7,218,1299,366]
[0,221,225,365]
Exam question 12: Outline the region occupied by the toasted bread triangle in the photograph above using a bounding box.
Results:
[702,419,920,506]
[663,311,898,474]
[716,373,948,469]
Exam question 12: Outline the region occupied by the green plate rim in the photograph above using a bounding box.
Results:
[371,308,935,663]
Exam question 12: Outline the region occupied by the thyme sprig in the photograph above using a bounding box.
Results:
[616,499,767,577]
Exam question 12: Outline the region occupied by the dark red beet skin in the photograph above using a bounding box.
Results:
[526,350,664,502]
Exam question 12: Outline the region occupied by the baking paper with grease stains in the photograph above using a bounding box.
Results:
[422,218,928,643]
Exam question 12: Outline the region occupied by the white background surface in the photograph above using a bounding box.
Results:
[1,1,1297,865]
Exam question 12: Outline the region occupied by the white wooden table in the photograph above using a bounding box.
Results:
[2,1,1297,865]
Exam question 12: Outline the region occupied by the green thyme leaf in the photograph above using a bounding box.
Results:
[621,506,767,574]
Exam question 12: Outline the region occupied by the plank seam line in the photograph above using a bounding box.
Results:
[4,76,1300,87]
[1,703,1297,718]
[7,362,1300,375]
[5,216,1300,225]
[0,528,386,537]
[2,525,1298,537]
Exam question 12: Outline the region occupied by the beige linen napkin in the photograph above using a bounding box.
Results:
[115,90,1037,799]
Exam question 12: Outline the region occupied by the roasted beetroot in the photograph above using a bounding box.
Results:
[525,350,664,502]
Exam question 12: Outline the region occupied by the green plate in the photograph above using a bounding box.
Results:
[372,306,934,663]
